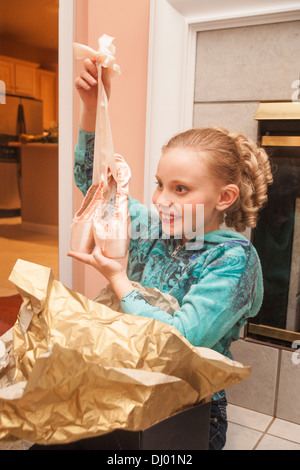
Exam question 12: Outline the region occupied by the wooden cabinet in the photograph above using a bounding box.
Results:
[19,143,59,229]
[0,59,15,94]
[15,62,38,97]
[0,55,58,130]
[36,69,57,130]
[0,56,39,97]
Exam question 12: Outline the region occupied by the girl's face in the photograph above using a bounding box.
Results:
[152,147,231,243]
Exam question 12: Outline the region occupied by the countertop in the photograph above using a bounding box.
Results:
[8,142,58,148]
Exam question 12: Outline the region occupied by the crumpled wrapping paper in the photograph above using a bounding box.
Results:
[0,259,251,445]
[93,281,180,314]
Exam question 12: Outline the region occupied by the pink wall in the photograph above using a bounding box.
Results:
[73,0,150,298]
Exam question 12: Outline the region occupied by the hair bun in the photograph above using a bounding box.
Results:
[226,132,273,231]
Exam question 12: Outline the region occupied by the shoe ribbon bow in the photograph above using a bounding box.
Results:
[73,35,121,187]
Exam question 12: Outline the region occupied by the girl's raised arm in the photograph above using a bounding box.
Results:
[75,58,111,133]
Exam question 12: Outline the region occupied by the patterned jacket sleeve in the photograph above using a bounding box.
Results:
[74,127,95,196]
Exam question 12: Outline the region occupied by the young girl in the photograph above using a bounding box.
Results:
[70,59,273,450]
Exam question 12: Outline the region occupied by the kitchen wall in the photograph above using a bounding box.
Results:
[193,20,300,423]
[73,0,150,298]
[0,0,58,64]
[0,37,57,71]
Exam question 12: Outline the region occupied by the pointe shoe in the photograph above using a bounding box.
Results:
[71,183,104,253]
[93,154,131,259]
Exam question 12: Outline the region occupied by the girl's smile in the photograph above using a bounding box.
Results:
[159,206,182,226]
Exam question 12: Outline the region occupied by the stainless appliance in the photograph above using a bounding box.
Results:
[247,101,300,348]
[0,95,43,215]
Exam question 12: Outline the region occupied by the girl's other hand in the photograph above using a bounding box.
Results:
[75,58,111,109]
[67,246,125,282]
[68,246,135,301]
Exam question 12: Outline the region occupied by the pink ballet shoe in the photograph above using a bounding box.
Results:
[71,183,104,254]
[93,154,131,259]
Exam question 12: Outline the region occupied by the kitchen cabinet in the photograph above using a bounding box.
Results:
[9,142,58,231]
[0,55,58,131]
[0,59,14,94]
[36,69,57,130]
[15,62,39,97]
[0,56,39,98]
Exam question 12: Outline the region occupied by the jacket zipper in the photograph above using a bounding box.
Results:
[171,244,182,257]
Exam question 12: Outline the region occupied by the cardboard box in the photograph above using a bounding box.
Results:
[116,401,211,450]
[56,400,211,451]
[28,401,211,450]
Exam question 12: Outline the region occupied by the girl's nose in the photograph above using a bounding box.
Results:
[155,192,172,207]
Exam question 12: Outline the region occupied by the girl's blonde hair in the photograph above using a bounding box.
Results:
[163,127,273,232]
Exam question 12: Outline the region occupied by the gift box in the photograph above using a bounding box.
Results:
[0,260,250,447]
[41,399,211,450]
[113,399,211,450]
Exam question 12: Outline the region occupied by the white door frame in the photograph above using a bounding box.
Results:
[58,0,75,288]
[144,0,300,207]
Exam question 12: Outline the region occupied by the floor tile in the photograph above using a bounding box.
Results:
[276,349,300,425]
[256,434,300,450]
[227,404,273,431]
[223,422,262,450]
[227,340,279,415]
[267,418,300,444]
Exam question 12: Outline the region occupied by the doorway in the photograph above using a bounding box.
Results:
[0,0,59,297]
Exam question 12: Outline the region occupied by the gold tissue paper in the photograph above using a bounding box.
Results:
[0,259,251,445]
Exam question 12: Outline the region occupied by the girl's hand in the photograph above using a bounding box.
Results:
[75,58,111,109]
[68,246,124,282]
[75,59,112,132]
[68,246,135,301]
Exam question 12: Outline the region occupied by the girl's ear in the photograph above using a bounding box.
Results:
[216,184,239,212]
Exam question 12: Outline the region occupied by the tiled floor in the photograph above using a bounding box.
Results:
[224,404,300,450]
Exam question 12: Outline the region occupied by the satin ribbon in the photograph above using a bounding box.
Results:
[73,35,121,187]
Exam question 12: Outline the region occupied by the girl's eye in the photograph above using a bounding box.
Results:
[176,185,189,194]
[155,180,163,189]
